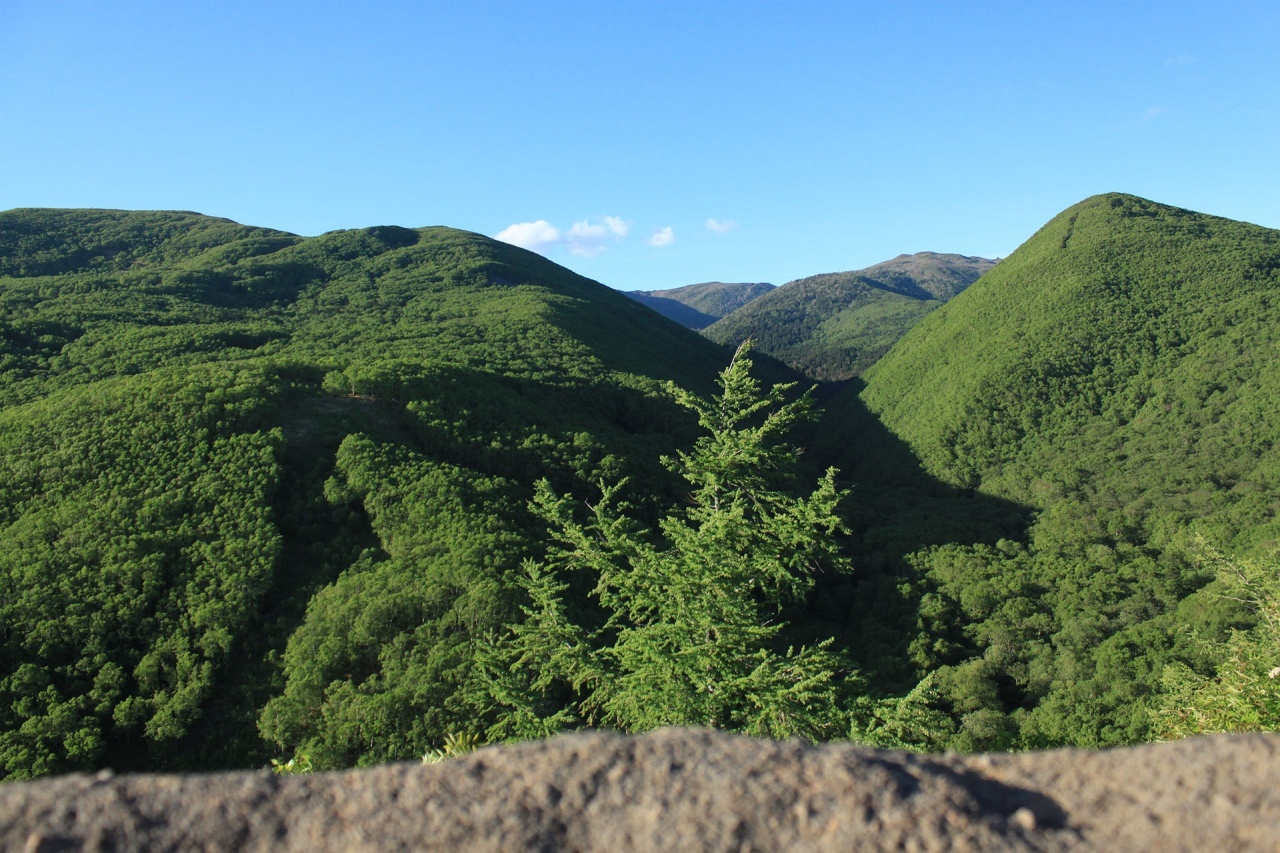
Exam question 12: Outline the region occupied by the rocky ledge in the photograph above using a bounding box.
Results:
[3,728,1277,851]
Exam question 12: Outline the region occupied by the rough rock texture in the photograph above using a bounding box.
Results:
[3,729,1278,851]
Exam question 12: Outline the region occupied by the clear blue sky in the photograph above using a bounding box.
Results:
[3,1,1277,291]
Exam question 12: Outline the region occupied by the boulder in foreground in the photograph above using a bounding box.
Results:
[2,728,1277,851]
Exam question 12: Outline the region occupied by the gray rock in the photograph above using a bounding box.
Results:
[2,728,1277,851]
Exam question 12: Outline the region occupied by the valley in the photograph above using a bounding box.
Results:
[1,193,1277,778]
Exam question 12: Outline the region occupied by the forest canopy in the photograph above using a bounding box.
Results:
[2,195,1279,778]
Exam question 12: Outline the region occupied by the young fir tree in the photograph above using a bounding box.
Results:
[475,342,855,742]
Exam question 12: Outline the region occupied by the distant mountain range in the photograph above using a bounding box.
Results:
[625,281,775,329]
[627,254,996,381]
[703,253,997,381]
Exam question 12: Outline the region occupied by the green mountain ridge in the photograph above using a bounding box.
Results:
[850,192,1280,747]
[705,252,996,380]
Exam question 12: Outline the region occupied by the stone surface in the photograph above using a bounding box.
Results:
[2,729,1277,851]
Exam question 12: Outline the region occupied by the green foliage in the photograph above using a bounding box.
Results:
[0,209,302,279]
[421,731,481,764]
[0,366,288,777]
[255,439,526,770]
[269,754,313,775]
[856,194,1280,748]
[0,207,728,777]
[1153,541,1280,738]
[6,195,1280,775]
[849,672,958,752]
[476,345,856,741]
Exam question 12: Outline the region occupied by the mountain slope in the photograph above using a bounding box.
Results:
[0,208,745,778]
[626,281,774,329]
[852,193,1280,747]
[705,253,995,380]
[10,196,1279,773]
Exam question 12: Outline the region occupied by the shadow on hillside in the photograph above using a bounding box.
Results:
[305,363,712,518]
[798,377,1033,689]
[167,369,684,772]
[625,292,719,330]
[542,288,750,395]
[247,362,1034,720]
[363,356,1036,695]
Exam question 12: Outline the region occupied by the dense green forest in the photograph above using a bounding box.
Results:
[1,195,1278,779]
[0,209,739,777]
[849,194,1280,748]
[705,252,995,380]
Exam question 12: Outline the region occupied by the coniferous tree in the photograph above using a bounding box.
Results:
[477,343,856,741]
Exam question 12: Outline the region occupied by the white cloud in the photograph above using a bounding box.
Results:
[1166,54,1196,66]
[647,226,675,247]
[705,217,736,234]
[494,220,561,252]
[565,216,631,256]
[1140,106,1167,124]
[495,216,629,257]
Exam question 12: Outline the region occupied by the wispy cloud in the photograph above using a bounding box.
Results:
[647,226,675,248]
[1140,106,1167,124]
[495,216,630,257]
[705,217,736,234]
[1166,54,1197,66]
[564,216,630,257]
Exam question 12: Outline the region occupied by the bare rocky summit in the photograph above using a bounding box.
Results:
[3,728,1277,851]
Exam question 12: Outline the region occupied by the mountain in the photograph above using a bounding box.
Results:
[625,281,774,329]
[7,195,1280,778]
[846,193,1280,748]
[704,252,996,381]
[0,208,748,778]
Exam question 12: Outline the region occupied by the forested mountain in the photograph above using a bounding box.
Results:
[0,208,754,778]
[842,193,1280,748]
[3,195,1280,780]
[705,253,996,380]
[625,281,774,329]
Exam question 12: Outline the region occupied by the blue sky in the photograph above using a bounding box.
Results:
[2,1,1277,291]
